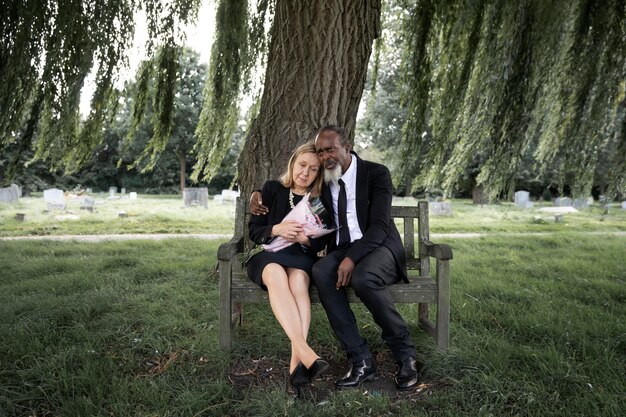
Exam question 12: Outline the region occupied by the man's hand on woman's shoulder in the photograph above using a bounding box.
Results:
[250,191,269,215]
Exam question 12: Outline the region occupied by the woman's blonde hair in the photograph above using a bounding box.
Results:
[279,141,324,197]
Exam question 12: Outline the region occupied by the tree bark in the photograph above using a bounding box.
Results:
[237,0,381,196]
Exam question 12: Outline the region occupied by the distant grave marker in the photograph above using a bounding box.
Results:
[0,184,20,203]
[514,190,533,208]
[183,187,209,208]
[80,197,96,212]
[44,188,66,210]
[572,197,593,209]
[129,192,138,200]
[553,197,572,207]
[221,189,240,203]
[429,201,453,216]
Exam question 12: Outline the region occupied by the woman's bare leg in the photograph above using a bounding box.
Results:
[262,264,319,371]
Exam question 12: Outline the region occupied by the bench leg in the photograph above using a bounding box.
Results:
[435,259,450,349]
[219,260,233,349]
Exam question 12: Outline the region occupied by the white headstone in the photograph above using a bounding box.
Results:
[221,189,240,202]
[0,184,20,203]
[621,201,626,210]
[129,192,138,200]
[80,197,96,211]
[554,197,572,207]
[183,188,209,208]
[572,197,592,209]
[44,188,66,209]
[44,188,64,203]
[13,183,22,198]
[514,190,531,208]
[429,201,453,216]
[109,186,117,197]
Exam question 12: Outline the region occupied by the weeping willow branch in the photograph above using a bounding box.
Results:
[397,0,626,199]
[191,0,250,183]
[0,0,200,179]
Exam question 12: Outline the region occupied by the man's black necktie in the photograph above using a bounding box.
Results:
[337,179,351,247]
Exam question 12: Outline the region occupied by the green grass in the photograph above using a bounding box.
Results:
[0,194,235,236]
[1,234,624,416]
[2,196,625,237]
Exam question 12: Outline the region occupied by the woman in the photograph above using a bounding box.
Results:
[247,142,329,395]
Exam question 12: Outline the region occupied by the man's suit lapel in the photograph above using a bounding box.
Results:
[354,154,368,231]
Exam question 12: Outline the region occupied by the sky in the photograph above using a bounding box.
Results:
[80,3,216,115]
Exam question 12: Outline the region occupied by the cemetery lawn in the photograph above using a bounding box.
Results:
[1,234,624,416]
[0,195,235,237]
[1,196,625,237]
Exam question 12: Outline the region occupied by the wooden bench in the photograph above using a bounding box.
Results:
[218,200,453,350]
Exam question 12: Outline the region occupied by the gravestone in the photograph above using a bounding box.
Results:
[514,190,533,208]
[86,187,93,194]
[121,188,126,195]
[129,192,138,200]
[622,201,626,210]
[429,201,453,216]
[554,197,572,207]
[183,187,209,208]
[221,189,240,203]
[80,197,96,212]
[44,188,66,210]
[108,186,120,200]
[572,197,593,209]
[0,184,20,203]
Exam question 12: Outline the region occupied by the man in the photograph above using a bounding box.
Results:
[250,125,418,390]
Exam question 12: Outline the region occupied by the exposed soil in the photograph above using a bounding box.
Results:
[228,351,450,405]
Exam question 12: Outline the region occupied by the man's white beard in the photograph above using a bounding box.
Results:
[324,164,342,184]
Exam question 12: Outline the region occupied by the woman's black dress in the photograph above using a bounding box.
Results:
[247,181,324,290]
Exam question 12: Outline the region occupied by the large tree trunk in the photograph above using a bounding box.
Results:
[237,0,381,196]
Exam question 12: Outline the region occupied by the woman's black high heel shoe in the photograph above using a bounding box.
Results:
[307,358,330,380]
[289,363,311,398]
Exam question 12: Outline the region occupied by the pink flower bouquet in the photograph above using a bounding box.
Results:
[263,193,334,252]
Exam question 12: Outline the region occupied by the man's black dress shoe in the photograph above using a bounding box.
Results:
[334,359,378,388]
[307,358,330,380]
[395,357,419,390]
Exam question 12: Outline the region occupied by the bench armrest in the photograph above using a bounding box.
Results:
[218,237,244,261]
[424,241,453,260]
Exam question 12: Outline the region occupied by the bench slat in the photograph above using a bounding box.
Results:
[231,273,437,304]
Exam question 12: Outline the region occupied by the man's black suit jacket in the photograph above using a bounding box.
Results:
[320,153,408,283]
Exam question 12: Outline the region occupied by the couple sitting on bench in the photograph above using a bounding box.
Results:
[245,124,419,396]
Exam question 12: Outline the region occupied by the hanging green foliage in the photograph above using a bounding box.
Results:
[399,0,626,199]
[191,0,271,183]
[0,0,200,182]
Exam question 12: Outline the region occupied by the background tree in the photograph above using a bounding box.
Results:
[124,47,208,192]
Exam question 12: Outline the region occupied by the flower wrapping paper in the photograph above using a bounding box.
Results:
[263,193,335,253]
